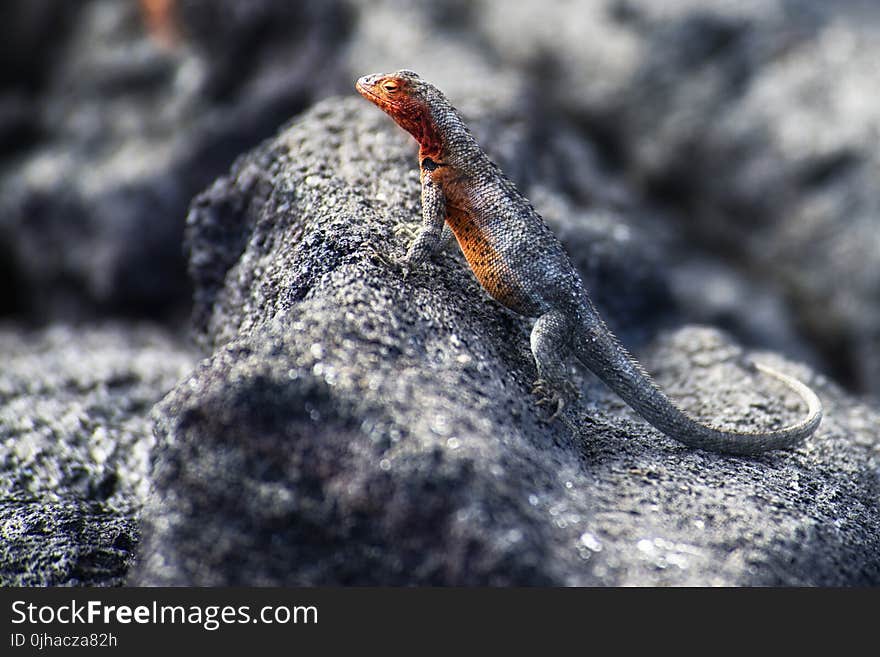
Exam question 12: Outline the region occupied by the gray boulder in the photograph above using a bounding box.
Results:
[131,99,880,585]
[3,0,878,588]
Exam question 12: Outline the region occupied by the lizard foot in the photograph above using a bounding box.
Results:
[531,378,579,422]
[368,244,398,268]
[368,245,416,279]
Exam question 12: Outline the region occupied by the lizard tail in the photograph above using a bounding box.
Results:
[573,312,823,455]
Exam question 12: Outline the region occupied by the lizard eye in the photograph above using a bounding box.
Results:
[381,80,400,94]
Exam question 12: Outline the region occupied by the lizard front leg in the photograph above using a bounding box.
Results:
[399,175,447,274]
[371,175,449,275]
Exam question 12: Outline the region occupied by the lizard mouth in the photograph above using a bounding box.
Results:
[356,81,389,105]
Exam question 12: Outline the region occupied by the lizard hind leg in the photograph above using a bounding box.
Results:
[530,310,580,420]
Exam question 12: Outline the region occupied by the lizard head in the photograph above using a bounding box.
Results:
[356,70,442,155]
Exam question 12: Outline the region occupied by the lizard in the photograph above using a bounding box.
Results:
[356,69,822,455]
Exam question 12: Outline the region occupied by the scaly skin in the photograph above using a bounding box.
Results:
[356,69,823,455]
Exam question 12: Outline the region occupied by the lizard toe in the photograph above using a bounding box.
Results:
[393,223,420,240]
[368,245,395,267]
[531,377,577,422]
[548,396,565,421]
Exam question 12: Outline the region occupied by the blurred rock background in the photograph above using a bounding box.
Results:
[1,0,878,586]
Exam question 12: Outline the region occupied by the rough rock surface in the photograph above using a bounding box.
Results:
[130,100,880,585]
[2,0,880,587]
[0,325,194,586]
